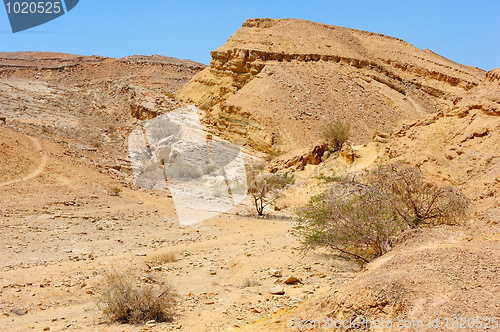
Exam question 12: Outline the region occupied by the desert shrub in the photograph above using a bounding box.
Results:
[146,252,177,268]
[294,163,469,263]
[369,163,470,228]
[295,180,406,263]
[247,162,294,216]
[167,159,204,180]
[321,119,351,151]
[314,173,340,183]
[240,279,262,289]
[98,270,176,325]
[108,186,121,196]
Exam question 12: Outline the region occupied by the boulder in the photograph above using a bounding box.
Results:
[372,131,390,143]
[269,269,282,277]
[340,143,360,164]
[283,276,302,284]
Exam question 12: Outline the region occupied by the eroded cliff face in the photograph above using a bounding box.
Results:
[178,18,486,153]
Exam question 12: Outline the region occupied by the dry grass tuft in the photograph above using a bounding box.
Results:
[146,252,177,268]
[321,119,351,151]
[240,279,262,289]
[108,186,121,197]
[98,270,177,325]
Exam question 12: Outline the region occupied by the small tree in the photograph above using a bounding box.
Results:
[247,162,294,216]
[321,119,351,151]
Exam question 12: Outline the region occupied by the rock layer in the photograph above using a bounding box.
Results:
[178,18,486,153]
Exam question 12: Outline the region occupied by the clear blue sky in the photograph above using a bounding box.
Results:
[1,0,499,71]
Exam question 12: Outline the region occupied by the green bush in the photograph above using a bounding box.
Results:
[294,163,469,263]
[321,119,351,151]
[295,180,406,263]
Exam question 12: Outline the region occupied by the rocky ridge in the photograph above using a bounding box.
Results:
[178,18,485,153]
[0,52,205,183]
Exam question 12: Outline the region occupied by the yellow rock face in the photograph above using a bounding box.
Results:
[178,18,485,154]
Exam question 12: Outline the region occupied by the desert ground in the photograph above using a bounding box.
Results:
[0,125,362,331]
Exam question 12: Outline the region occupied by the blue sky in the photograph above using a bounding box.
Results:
[1,1,499,70]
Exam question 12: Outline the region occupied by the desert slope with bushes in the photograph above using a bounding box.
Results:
[238,67,500,331]
[1,19,499,332]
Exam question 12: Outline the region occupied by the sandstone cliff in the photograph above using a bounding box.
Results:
[178,18,485,153]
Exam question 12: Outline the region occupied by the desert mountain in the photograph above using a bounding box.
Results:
[0,52,205,179]
[237,58,500,332]
[1,20,499,332]
[178,18,485,153]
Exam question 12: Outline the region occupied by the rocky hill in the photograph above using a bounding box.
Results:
[0,52,205,181]
[178,18,485,153]
[238,67,500,332]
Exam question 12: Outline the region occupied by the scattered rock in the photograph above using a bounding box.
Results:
[11,307,26,316]
[340,143,360,164]
[372,131,390,143]
[283,276,302,284]
[269,286,285,295]
[269,269,282,277]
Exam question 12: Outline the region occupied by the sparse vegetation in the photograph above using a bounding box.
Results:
[295,180,406,263]
[369,163,470,228]
[314,173,340,183]
[247,162,294,216]
[98,270,176,325]
[108,185,122,196]
[240,279,262,288]
[294,163,469,263]
[321,119,351,151]
[146,252,177,268]
[265,149,281,162]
